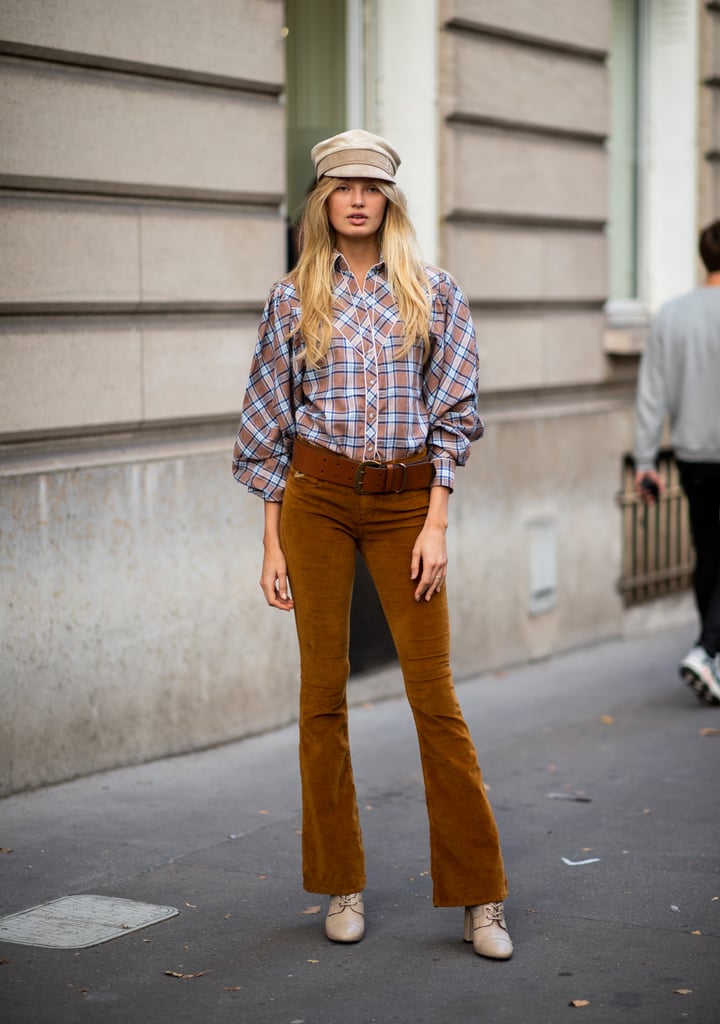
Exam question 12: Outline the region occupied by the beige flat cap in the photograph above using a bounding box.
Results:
[311,129,400,183]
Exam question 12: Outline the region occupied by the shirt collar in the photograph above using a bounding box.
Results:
[332,250,386,276]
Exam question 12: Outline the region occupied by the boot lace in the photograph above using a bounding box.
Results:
[486,902,507,929]
[471,902,507,930]
[337,892,360,909]
[488,902,503,921]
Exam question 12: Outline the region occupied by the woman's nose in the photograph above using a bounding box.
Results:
[351,189,365,205]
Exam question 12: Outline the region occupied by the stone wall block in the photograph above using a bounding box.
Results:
[539,312,607,385]
[140,208,285,305]
[0,59,284,196]
[476,312,544,390]
[142,321,257,421]
[713,88,720,150]
[0,200,286,310]
[444,225,607,302]
[1,327,143,434]
[447,129,607,221]
[0,0,283,86]
[0,198,141,306]
[448,34,607,135]
[475,311,606,391]
[443,0,609,51]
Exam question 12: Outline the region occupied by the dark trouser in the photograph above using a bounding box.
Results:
[279,467,507,908]
[677,460,720,655]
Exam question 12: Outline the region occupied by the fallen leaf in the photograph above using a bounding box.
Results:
[164,970,210,980]
[600,715,615,725]
[642,808,653,815]
[691,930,701,935]
[365,804,373,811]
[569,999,590,1007]
[185,903,197,908]
[258,875,268,880]
[699,727,720,736]
[670,905,680,912]
[224,986,242,991]
[672,989,692,995]
[300,906,322,915]
[0,848,13,854]
[0,959,11,965]
[258,810,270,815]
[120,922,131,929]
[307,959,320,964]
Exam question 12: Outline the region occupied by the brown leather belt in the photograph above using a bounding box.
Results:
[292,437,436,494]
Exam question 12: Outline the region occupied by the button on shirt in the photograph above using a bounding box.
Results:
[233,253,484,501]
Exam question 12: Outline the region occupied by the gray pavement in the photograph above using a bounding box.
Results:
[1,623,719,1024]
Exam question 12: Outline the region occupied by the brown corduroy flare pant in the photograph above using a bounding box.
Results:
[280,467,508,908]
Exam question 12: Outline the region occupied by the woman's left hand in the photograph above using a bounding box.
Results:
[411,487,450,601]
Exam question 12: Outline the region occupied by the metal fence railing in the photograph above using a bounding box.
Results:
[617,451,694,606]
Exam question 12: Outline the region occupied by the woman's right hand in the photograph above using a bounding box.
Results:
[260,501,294,611]
[260,547,294,610]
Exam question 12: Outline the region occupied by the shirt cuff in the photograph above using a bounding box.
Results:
[431,456,455,491]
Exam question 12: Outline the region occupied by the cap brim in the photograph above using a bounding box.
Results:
[321,164,396,183]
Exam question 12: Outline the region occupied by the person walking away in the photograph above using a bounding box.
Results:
[634,220,720,703]
[232,129,513,959]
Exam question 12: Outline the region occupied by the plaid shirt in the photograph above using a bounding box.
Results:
[232,253,484,501]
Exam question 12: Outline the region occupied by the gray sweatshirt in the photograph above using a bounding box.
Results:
[634,286,720,470]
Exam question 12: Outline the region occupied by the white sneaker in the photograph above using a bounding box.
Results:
[679,646,720,705]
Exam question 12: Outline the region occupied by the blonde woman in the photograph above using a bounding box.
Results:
[233,130,512,959]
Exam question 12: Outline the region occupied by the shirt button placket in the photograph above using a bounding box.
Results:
[365,351,378,456]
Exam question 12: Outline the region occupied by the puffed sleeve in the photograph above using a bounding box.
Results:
[232,280,302,501]
[423,269,484,490]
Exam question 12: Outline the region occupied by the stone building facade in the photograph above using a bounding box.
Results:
[1,0,716,792]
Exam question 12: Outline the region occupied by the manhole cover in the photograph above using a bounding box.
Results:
[0,895,179,949]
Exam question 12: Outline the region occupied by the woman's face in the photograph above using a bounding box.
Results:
[326,178,388,246]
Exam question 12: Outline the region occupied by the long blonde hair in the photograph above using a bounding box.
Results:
[291,177,432,367]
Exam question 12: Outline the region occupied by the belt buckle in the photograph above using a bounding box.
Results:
[389,462,408,493]
[354,460,383,494]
